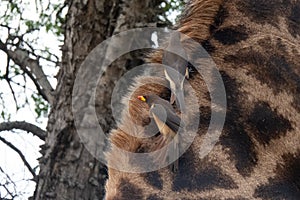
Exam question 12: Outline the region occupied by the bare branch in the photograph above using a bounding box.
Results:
[5,79,18,109]
[9,49,55,104]
[0,167,17,196]
[0,167,17,199]
[0,40,48,101]
[0,135,37,179]
[0,40,55,104]
[0,39,7,51]
[0,121,46,140]
[3,54,19,110]
[0,167,17,191]
[24,40,60,64]
[1,183,15,199]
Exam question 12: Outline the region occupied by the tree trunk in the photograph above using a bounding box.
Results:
[33,0,165,199]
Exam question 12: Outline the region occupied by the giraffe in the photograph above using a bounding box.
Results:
[104,0,300,199]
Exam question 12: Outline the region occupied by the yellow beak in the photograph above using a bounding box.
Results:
[137,95,146,102]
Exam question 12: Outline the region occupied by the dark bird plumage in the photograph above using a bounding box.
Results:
[138,94,184,172]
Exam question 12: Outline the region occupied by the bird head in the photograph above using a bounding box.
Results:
[138,95,168,107]
[137,95,157,106]
[138,95,153,113]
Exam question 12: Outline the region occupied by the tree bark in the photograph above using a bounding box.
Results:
[33,0,165,199]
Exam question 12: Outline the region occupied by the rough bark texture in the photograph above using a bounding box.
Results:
[33,0,166,199]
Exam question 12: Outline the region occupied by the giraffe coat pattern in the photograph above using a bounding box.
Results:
[105,0,300,199]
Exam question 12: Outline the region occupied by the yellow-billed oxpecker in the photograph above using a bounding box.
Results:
[138,94,184,172]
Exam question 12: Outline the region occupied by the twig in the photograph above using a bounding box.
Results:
[5,79,18,110]
[0,166,17,189]
[0,121,46,140]
[1,183,15,199]
[0,39,54,104]
[0,167,17,199]
[0,136,36,179]
[4,55,18,110]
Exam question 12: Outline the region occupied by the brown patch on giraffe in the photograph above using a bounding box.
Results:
[172,148,237,191]
[258,38,300,113]
[254,151,300,199]
[213,25,249,45]
[142,171,163,190]
[182,198,218,200]
[225,49,291,94]
[236,0,289,27]
[210,4,229,33]
[198,4,229,54]
[224,47,300,113]
[219,71,258,176]
[201,40,216,53]
[292,90,300,113]
[199,105,211,134]
[146,194,164,200]
[117,178,144,200]
[275,38,288,54]
[248,101,293,146]
[287,2,300,37]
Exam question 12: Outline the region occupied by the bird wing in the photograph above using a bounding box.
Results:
[150,104,183,133]
[165,111,182,133]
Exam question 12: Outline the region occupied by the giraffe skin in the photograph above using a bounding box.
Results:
[105,0,300,199]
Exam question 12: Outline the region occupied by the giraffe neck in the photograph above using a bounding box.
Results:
[105,0,300,199]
